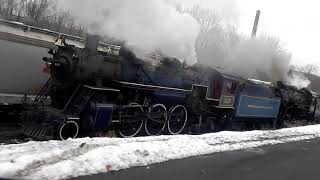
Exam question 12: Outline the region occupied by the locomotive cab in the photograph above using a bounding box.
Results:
[206,67,245,108]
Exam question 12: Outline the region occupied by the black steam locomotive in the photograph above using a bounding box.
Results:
[20,35,318,140]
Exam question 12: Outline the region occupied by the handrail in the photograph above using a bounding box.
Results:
[0,18,121,51]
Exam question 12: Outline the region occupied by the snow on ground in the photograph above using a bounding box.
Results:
[1,125,320,180]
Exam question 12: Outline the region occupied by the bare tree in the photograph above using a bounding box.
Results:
[186,5,241,66]
[186,6,292,82]
[0,0,85,36]
[16,0,28,21]
[292,64,319,75]
[56,12,68,31]
[0,0,18,20]
[187,5,220,31]
[26,0,53,23]
[0,0,4,11]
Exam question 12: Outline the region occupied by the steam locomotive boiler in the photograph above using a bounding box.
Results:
[20,35,318,140]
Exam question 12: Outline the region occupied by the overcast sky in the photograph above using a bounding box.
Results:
[236,0,319,67]
[180,0,319,67]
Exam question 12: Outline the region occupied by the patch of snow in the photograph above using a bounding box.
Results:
[1,125,320,180]
[12,21,25,26]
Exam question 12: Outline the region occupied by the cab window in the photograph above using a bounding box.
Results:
[213,81,222,99]
[226,81,238,95]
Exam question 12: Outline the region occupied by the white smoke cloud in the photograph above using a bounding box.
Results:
[57,0,200,64]
[287,72,311,89]
[56,0,310,89]
[224,38,311,88]
[224,37,292,82]
[168,0,240,25]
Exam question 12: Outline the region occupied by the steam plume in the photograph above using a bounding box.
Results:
[224,37,291,82]
[287,72,311,89]
[57,0,310,88]
[57,0,200,64]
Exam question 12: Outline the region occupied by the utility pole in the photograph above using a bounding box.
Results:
[251,10,261,38]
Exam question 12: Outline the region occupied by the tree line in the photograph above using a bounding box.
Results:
[0,0,85,36]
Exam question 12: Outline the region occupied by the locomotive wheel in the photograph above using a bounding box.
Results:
[118,103,145,138]
[145,104,167,136]
[58,120,79,140]
[167,105,188,135]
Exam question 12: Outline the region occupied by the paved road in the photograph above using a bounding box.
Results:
[72,138,320,180]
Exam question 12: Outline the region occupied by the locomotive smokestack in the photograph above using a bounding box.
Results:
[85,34,100,51]
[251,10,261,38]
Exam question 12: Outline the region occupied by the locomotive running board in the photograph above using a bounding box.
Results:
[82,85,120,92]
[114,81,191,92]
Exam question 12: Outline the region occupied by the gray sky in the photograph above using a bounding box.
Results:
[179,0,319,67]
[237,0,319,67]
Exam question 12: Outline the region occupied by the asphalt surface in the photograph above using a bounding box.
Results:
[72,138,320,180]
